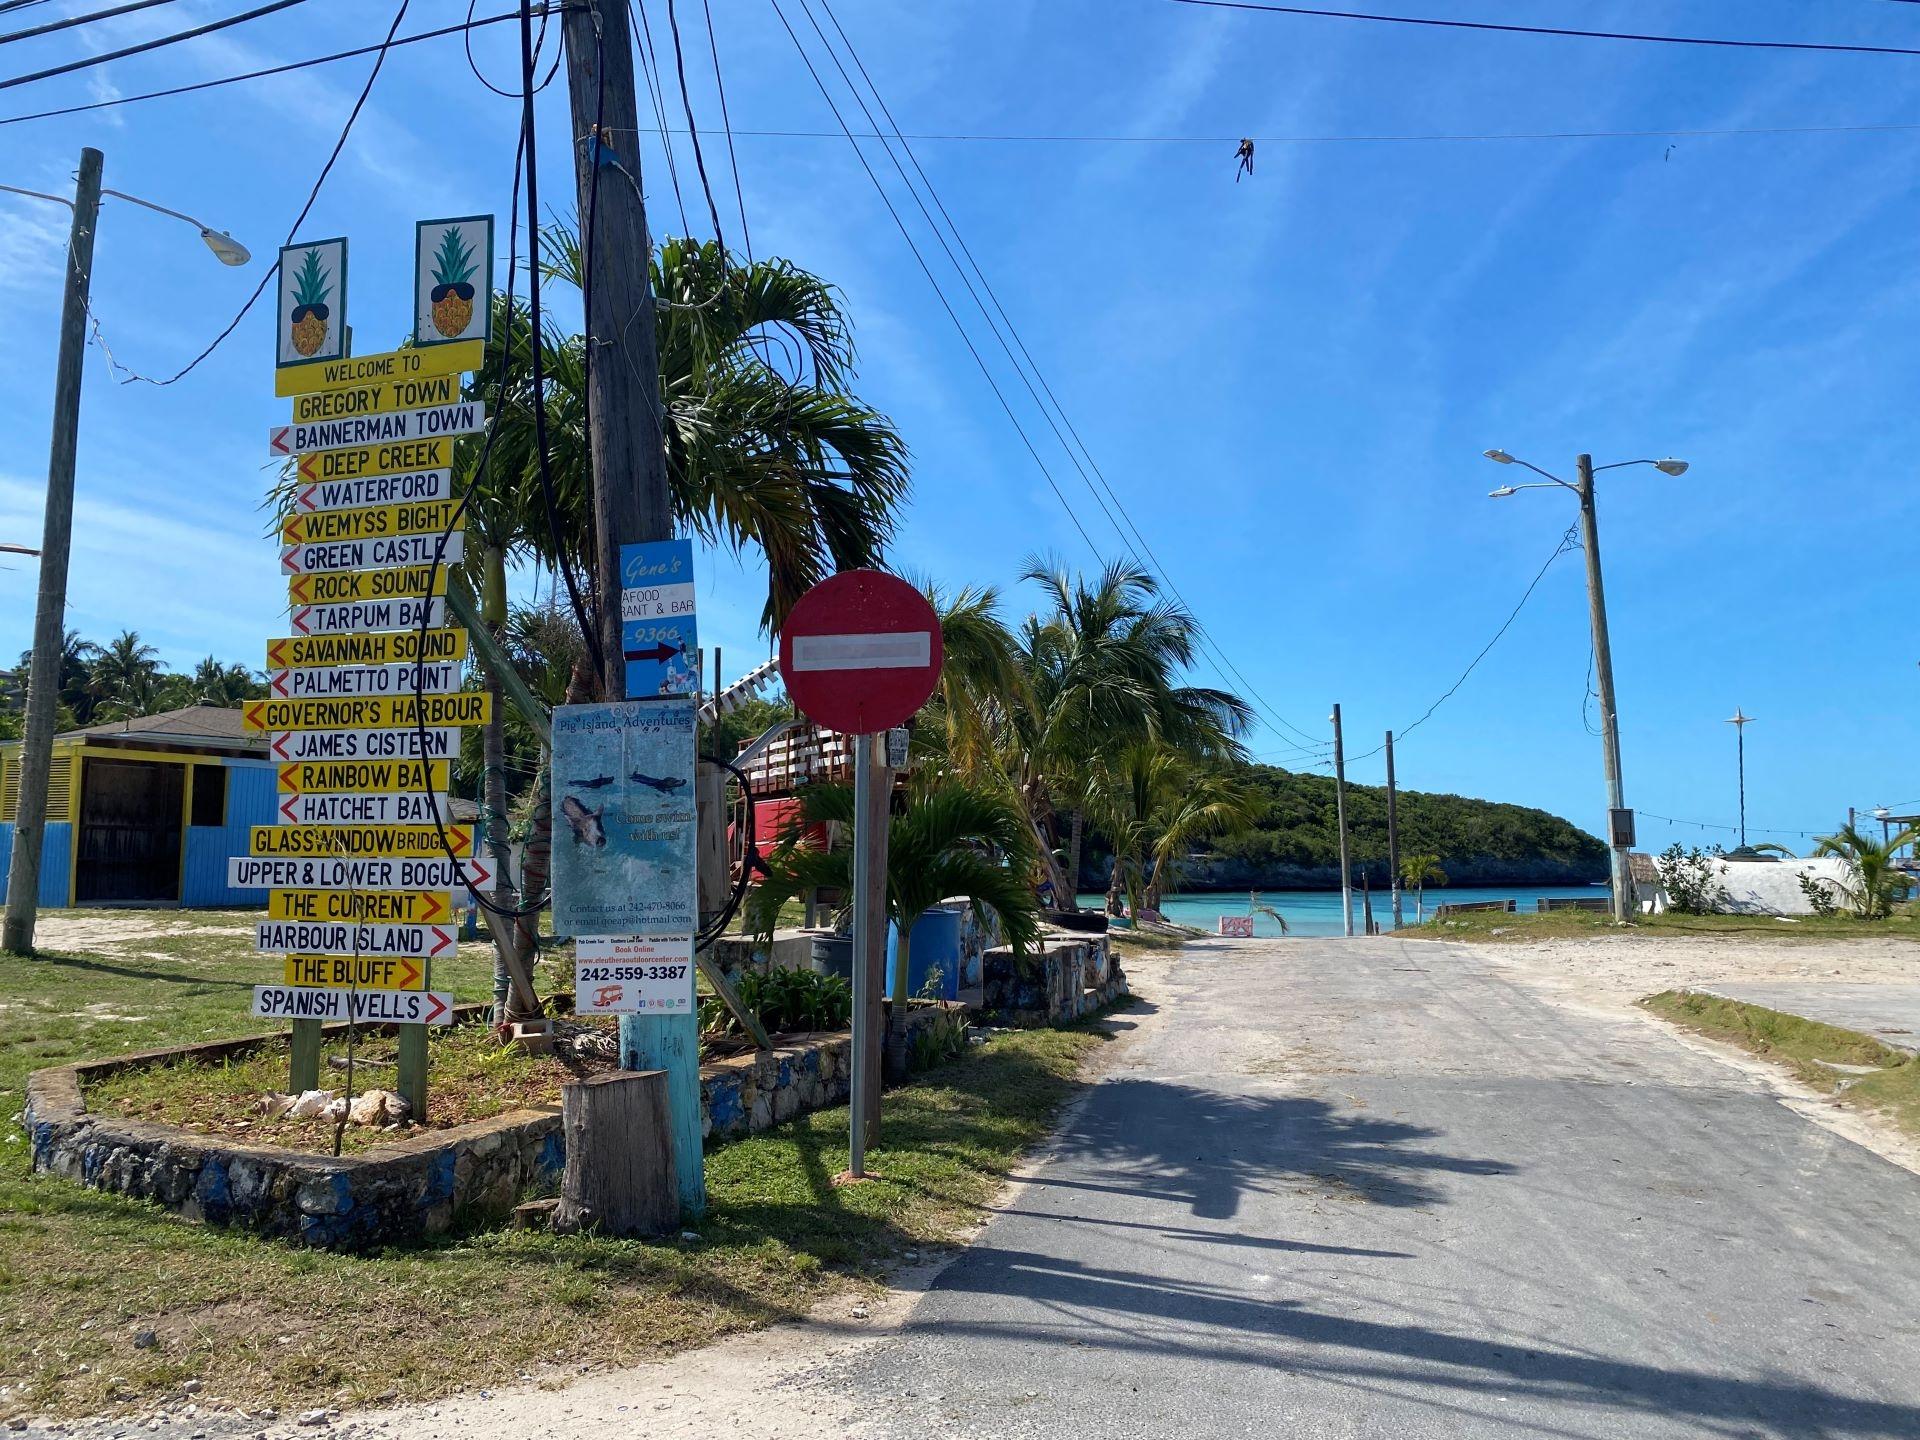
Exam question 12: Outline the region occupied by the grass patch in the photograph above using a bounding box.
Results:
[1640,989,1920,1139]
[0,908,1109,1422]
[1401,905,1920,944]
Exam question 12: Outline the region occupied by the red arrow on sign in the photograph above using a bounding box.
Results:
[271,733,292,761]
[281,546,303,575]
[270,426,293,455]
[420,893,447,923]
[397,957,421,988]
[421,992,449,1024]
[289,575,313,604]
[278,762,299,792]
[271,670,290,698]
[297,454,319,483]
[463,858,493,889]
[297,484,318,511]
[267,639,288,668]
[291,608,313,636]
[279,795,299,823]
[243,701,266,730]
[428,926,453,957]
[280,516,300,543]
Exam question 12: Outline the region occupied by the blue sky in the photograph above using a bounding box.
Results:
[2,0,1916,853]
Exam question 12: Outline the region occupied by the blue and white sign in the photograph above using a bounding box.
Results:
[620,539,698,698]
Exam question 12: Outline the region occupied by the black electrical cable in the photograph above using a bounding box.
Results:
[99,0,411,387]
[0,0,181,46]
[1168,0,1920,59]
[630,0,691,237]
[700,0,751,261]
[663,0,726,246]
[0,0,311,91]
[0,9,536,126]
[695,751,757,949]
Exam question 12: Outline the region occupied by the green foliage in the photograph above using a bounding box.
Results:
[699,966,851,1040]
[1813,823,1919,920]
[11,631,259,730]
[1797,869,1839,919]
[706,694,796,762]
[1199,765,1606,879]
[908,1007,971,1072]
[1656,843,1731,915]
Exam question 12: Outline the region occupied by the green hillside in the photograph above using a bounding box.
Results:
[1114,763,1609,890]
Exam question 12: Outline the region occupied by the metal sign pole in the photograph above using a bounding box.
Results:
[849,733,874,1178]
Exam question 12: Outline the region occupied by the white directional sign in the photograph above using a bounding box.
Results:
[620,577,696,622]
[288,597,447,636]
[266,727,460,763]
[269,662,462,699]
[281,532,464,575]
[270,401,485,456]
[229,854,495,892]
[275,791,454,826]
[289,469,453,514]
[256,920,458,960]
[252,985,454,1025]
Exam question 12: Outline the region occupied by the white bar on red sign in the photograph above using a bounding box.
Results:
[255,920,457,959]
[290,469,453,515]
[282,531,464,575]
[271,402,485,457]
[289,596,447,636]
[228,855,494,891]
[275,791,454,826]
[620,580,696,622]
[574,936,695,1014]
[267,727,459,763]
[251,985,454,1025]
[789,631,933,671]
[270,662,462,699]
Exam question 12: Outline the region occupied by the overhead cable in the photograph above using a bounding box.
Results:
[0,0,311,91]
[0,0,182,47]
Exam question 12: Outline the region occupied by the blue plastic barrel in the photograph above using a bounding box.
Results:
[885,906,964,1001]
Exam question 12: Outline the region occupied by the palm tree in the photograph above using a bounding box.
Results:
[748,778,1039,1078]
[1085,744,1259,919]
[87,631,162,719]
[1813,824,1918,919]
[918,582,1027,784]
[17,630,98,725]
[1399,852,1447,923]
[188,656,263,707]
[1010,556,1252,907]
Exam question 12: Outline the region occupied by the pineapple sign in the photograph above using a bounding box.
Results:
[276,237,347,368]
[414,217,492,348]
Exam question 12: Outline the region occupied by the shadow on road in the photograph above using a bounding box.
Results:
[1031,1077,1515,1219]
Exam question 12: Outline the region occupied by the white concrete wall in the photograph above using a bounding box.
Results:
[1643,856,1855,916]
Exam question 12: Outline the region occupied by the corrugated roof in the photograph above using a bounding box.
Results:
[57,706,265,752]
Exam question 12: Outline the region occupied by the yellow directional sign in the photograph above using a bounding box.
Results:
[275,339,482,398]
[266,629,468,670]
[292,371,462,424]
[281,498,460,545]
[276,758,450,794]
[292,438,451,486]
[249,824,475,859]
[243,692,490,732]
[283,954,428,991]
[269,888,453,923]
[287,564,448,607]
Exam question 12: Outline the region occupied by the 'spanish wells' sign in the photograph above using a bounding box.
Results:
[414,216,494,347]
[276,237,347,368]
[550,699,697,937]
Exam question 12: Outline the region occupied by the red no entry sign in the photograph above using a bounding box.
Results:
[778,569,943,736]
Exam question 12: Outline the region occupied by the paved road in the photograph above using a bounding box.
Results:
[1704,982,1920,1054]
[824,937,1920,1439]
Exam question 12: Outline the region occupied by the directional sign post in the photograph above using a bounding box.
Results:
[777,569,944,1179]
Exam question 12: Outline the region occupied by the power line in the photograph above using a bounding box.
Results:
[1167,0,1920,60]
[629,0,692,236]
[0,0,311,92]
[0,8,536,126]
[801,0,1331,759]
[0,0,181,47]
[662,0,727,245]
[96,0,412,386]
[699,0,751,260]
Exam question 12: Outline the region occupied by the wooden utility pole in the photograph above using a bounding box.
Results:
[1331,704,1353,938]
[561,0,705,1217]
[1385,730,1403,931]
[4,148,101,956]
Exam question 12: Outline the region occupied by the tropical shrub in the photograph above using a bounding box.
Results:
[1813,824,1919,920]
[699,966,851,1041]
[1657,844,1730,915]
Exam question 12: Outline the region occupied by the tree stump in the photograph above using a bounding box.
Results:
[554,1069,679,1237]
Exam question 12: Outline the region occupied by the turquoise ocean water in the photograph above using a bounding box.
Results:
[1077,884,1606,938]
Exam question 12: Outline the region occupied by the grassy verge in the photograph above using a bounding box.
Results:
[1641,989,1920,1139]
[1401,905,1920,944]
[0,909,1113,1423]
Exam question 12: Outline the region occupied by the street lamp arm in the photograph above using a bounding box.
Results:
[0,181,72,209]
[2,179,249,264]
[1507,457,1576,488]
[102,187,216,233]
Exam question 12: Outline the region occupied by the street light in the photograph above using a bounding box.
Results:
[1482,447,1692,922]
[1,153,251,956]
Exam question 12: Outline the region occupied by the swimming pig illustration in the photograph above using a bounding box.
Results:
[560,794,606,847]
[629,771,687,794]
[567,775,616,790]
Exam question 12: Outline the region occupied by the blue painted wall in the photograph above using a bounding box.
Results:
[181,760,276,908]
[0,822,74,909]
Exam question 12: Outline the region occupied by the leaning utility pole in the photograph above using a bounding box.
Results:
[1331,704,1352,938]
[1577,454,1633,923]
[1385,729,1402,931]
[4,147,101,956]
[561,0,704,1216]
